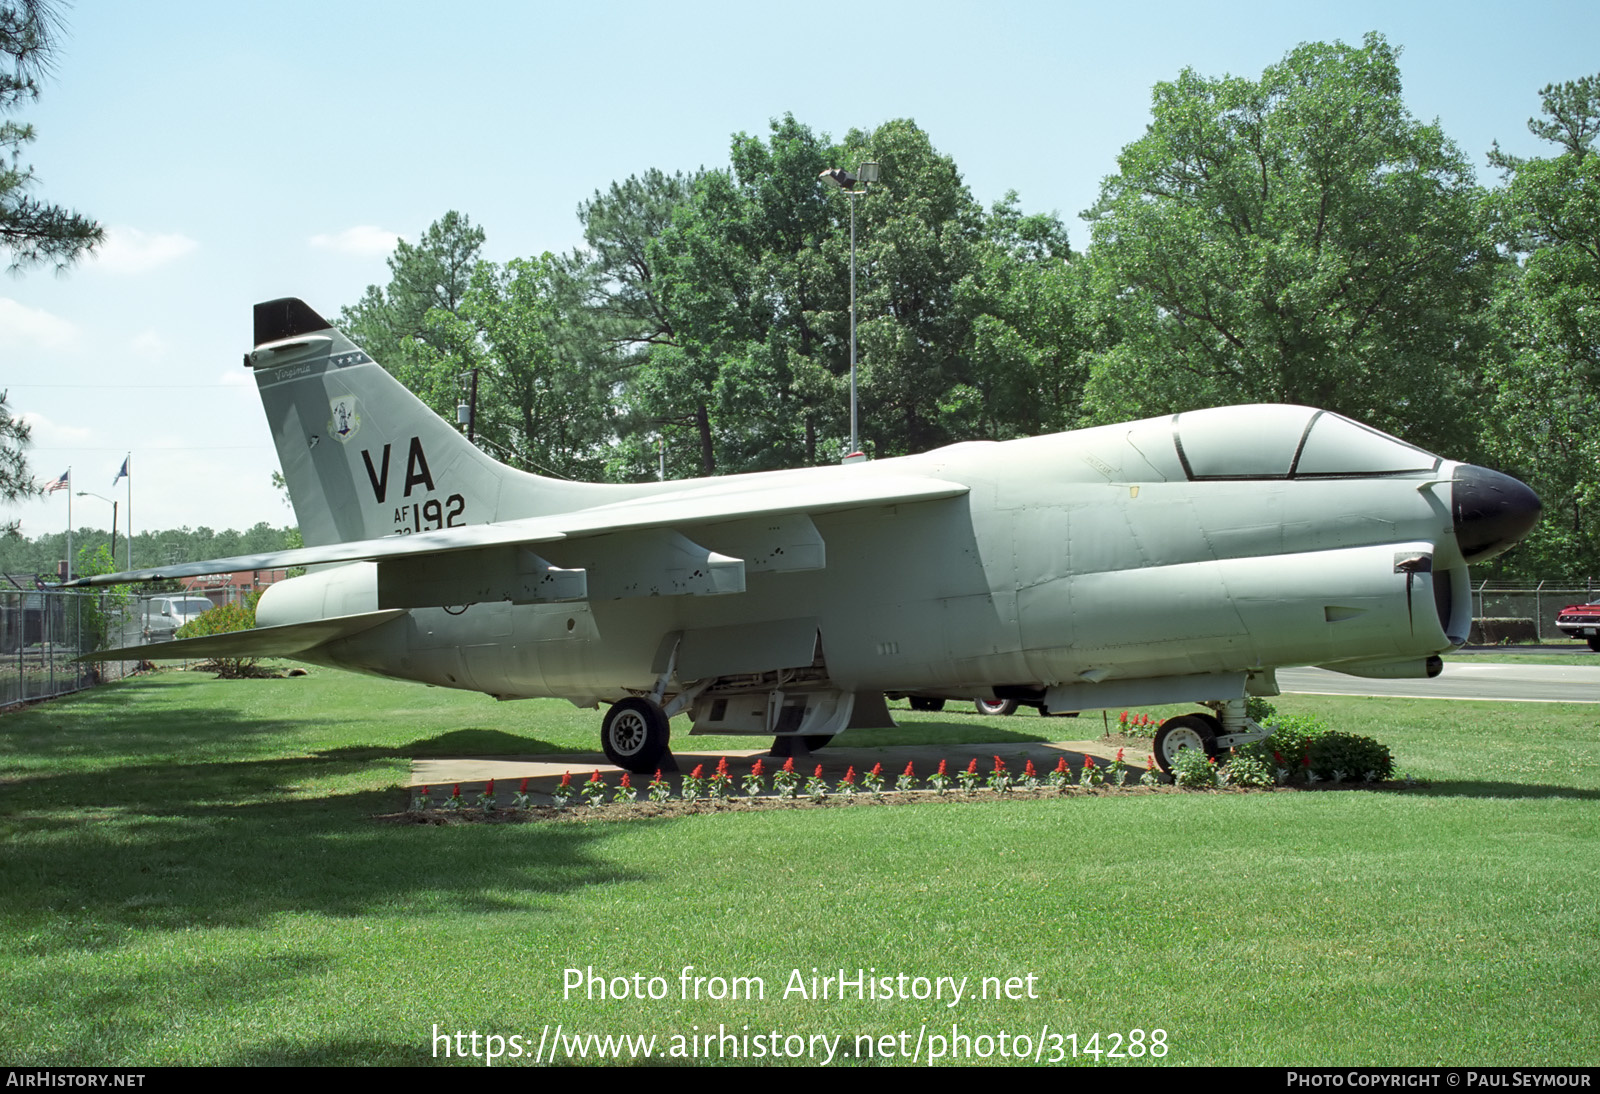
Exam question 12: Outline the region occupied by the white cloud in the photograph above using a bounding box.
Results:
[309,225,401,257]
[18,409,94,445]
[92,226,200,274]
[0,297,81,351]
[129,330,168,361]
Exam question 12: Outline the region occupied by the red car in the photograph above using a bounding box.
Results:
[1555,601,1600,651]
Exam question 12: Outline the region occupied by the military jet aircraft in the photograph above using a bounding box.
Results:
[69,298,1541,774]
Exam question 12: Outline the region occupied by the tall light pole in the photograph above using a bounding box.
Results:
[76,491,117,566]
[820,161,879,459]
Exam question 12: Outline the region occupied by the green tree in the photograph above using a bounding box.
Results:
[2,3,99,527]
[1,389,36,533]
[951,192,1090,439]
[70,544,129,652]
[338,212,487,421]
[841,118,989,456]
[1081,33,1496,455]
[619,116,1035,474]
[1480,75,1600,579]
[430,254,618,480]
[2,0,100,270]
[574,168,697,351]
[576,166,730,478]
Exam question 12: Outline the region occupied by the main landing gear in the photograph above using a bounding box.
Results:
[1152,714,1221,773]
[1151,700,1268,775]
[602,697,671,773]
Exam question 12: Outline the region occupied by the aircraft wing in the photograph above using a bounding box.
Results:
[57,473,968,589]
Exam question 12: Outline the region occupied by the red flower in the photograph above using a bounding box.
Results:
[1119,710,1128,724]
[813,765,824,779]
[869,763,883,778]
[1303,752,1311,768]
[452,783,461,798]
[782,757,795,773]
[966,758,979,774]
[422,784,430,796]
[620,772,632,787]
[653,769,663,782]
[559,771,572,788]
[1024,759,1037,778]
[993,755,1005,772]
[843,766,856,784]
[1273,751,1284,766]
[1116,748,1125,764]
[486,778,495,795]
[518,777,528,793]
[1146,755,1155,770]
[1084,754,1096,768]
[902,761,916,778]
[690,764,704,779]
[936,759,948,775]
[1054,756,1068,773]
[716,756,729,777]
[589,769,601,783]
[751,759,765,777]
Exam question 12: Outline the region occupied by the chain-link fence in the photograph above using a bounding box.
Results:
[0,586,141,708]
[1471,581,1600,644]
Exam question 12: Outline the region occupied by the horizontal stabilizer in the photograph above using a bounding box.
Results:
[75,609,406,662]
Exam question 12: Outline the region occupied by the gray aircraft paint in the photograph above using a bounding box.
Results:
[72,300,1541,769]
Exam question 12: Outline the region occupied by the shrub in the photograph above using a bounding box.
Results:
[1236,714,1394,783]
[1171,748,1219,789]
[175,592,262,677]
[1245,696,1277,724]
[1307,731,1393,782]
[1221,751,1275,789]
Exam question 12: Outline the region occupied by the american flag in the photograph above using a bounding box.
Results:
[45,470,70,493]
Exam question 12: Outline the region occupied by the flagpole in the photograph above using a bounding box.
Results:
[66,469,72,580]
[122,454,132,570]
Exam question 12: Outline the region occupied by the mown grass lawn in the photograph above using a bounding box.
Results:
[1,666,1596,1067]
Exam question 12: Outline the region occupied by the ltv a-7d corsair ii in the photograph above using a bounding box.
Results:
[72,299,1540,773]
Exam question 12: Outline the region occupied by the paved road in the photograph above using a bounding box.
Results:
[1278,663,1600,703]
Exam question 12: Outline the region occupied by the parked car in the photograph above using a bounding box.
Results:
[901,694,1077,717]
[141,596,216,642]
[1555,601,1600,652]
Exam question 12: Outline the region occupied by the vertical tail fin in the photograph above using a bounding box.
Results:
[247,298,620,547]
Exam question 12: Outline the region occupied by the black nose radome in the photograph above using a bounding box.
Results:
[1452,464,1541,564]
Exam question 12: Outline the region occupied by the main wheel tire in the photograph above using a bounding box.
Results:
[909,697,946,712]
[1588,636,1600,653]
[802,734,834,751]
[1153,714,1219,775]
[975,698,1019,716]
[602,697,670,774]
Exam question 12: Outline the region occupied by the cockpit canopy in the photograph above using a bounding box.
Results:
[1169,405,1440,480]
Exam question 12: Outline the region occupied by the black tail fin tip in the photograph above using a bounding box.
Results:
[254,298,333,348]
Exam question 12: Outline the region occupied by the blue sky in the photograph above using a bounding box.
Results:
[4,0,1597,544]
